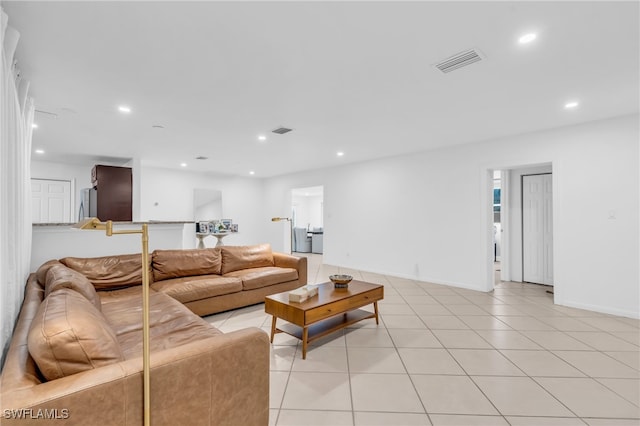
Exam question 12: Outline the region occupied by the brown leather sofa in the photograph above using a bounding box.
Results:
[1,244,307,425]
[148,244,307,316]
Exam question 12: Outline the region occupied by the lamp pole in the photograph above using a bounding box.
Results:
[75,219,151,426]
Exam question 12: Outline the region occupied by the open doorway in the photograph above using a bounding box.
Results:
[493,171,503,285]
[291,186,324,254]
[486,164,554,294]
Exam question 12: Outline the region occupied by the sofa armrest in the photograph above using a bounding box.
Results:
[273,252,307,285]
[1,328,269,426]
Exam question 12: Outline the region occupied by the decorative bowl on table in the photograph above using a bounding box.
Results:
[329,274,353,289]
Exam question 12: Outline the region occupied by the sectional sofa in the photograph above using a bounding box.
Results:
[0,243,307,425]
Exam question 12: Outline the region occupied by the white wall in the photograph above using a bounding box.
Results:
[31,223,190,270]
[29,162,271,261]
[195,199,223,221]
[26,115,640,318]
[293,194,323,229]
[194,189,223,221]
[264,115,639,318]
[31,159,137,222]
[139,166,268,247]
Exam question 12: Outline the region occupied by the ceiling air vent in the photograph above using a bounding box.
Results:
[195,156,208,160]
[434,48,484,74]
[272,127,293,135]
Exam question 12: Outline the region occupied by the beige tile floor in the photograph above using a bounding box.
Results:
[205,254,640,426]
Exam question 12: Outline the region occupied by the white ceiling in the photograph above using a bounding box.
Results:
[5,1,639,178]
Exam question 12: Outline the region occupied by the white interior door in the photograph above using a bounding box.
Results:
[522,174,553,285]
[32,179,72,223]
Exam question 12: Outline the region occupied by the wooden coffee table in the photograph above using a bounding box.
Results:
[265,280,384,359]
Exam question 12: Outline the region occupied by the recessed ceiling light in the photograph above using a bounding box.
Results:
[35,149,45,154]
[118,105,131,113]
[337,152,344,157]
[564,101,579,109]
[249,171,255,175]
[180,163,187,167]
[258,135,266,141]
[518,33,537,44]
[32,123,38,129]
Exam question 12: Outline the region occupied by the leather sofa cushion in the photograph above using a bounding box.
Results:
[224,267,298,291]
[98,285,154,306]
[36,259,63,285]
[150,275,242,304]
[61,253,145,290]
[27,288,124,381]
[152,248,221,282]
[45,264,101,311]
[101,291,222,359]
[220,243,274,275]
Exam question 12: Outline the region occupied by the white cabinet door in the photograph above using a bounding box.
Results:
[522,174,553,285]
[32,179,71,223]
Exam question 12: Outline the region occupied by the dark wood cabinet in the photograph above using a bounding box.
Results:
[91,165,132,221]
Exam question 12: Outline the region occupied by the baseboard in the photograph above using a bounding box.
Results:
[334,261,637,318]
[336,263,638,318]
[416,276,488,293]
[348,264,489,293]
[557,300,640,320]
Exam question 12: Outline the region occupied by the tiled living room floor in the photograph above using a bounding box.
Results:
[205,254,640,426]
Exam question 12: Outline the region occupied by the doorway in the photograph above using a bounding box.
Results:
[291,186,324,254]
[493,171,503,284]
[485,164,554,292]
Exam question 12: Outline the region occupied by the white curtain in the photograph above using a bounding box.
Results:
[0,8,34,365]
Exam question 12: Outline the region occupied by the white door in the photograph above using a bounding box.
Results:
[31,179,72,223]
[522,174,553,285]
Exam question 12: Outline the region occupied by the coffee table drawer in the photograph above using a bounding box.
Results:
[306,299,350,323]
[347,288,383,309]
